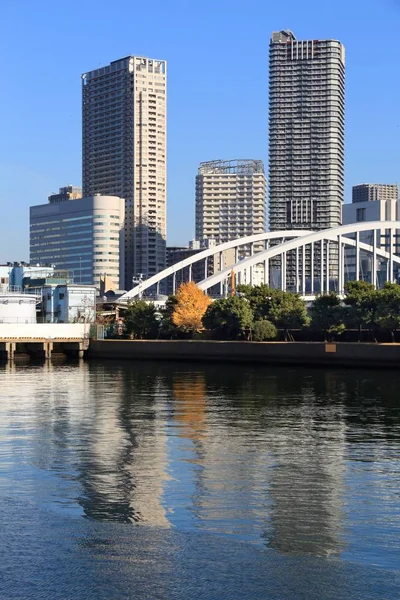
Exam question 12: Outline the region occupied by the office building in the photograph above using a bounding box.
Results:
[269,30,345,232]
[343,184,400,283]
[82,56,167,289]
[48,186,82,204]
[30,194,125,290]
[352,184,398,204]
[195,159,267,249]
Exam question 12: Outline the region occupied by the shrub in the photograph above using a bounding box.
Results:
[253,319,277,341]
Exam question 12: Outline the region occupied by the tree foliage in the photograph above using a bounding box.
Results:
[124,300,159,339]
[160,295,178,337]
[375,282,400,341]
[237,285,308,340]
[310,292,346,341]
[202,296,253,339]
[236,284,274,319]
[268,291,309,340]
[172,281,211,332]
[343,280,378,339]
[253,319,277,341]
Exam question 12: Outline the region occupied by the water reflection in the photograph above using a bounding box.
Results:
[78,367,171,525]
[0,360,399,566]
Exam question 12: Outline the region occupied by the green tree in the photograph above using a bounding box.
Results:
[310,292,346,341]
[344,280,377,341]
[124,299,159,339]
[160,296,178,338]
[268,291,309,341]
[236,284,274,320]
[202,296,253,339]
[253,319,277,341]
[375,282,400,342]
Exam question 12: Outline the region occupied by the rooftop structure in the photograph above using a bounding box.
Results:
[48,186,82,204]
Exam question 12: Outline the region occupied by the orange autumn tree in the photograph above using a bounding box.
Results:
[172,281,211,333]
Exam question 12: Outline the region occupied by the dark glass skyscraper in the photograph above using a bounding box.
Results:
[269,30,345,233]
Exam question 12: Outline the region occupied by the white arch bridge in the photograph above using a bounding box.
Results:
[118,222,400,302]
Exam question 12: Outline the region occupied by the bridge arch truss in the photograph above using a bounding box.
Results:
[118,222,400,301]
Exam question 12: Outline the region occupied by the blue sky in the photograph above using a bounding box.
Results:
[1,0,399,261]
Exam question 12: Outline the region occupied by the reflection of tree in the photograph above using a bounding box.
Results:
[23,359,399,552]
[172,375,206,441]
[169,365,348,556]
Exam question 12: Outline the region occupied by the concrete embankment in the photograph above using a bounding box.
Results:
[87,340,400,368]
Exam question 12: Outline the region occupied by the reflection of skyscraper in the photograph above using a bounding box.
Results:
[80,364,171,526]
[168,368,347,555]
[2,361,171,526]
[266,398,346,556]
[170,370,270,538]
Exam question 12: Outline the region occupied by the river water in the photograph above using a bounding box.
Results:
[0,360,399,599]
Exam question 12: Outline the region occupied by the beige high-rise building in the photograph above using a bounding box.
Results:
[195,159,267,250]
[82,56,167,290]
[194,160,267,287]
[352,184,398,204]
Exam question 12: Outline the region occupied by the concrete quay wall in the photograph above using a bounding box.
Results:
[87,340,400,368]
[0,323,90,339]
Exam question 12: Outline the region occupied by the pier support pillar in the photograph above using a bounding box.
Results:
[78,342,84,359]
[44,342,53,360]
[6,342,16,362]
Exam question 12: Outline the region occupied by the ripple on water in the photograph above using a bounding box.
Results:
[0,361,399,599]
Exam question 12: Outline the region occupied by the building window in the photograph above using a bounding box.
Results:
[356,208,366,222]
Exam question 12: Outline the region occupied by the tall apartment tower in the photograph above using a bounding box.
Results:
[269,30,345,232]
[195,159,267,247]
[82,56,167,290]
[352,184,398,204]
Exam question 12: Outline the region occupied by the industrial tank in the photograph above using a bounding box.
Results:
[0,292,37,323]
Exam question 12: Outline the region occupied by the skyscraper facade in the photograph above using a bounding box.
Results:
[30,194,125,289]
[194,159,268,287]
[352,184,398,204]
[269,30,345,232]
[82,56,167,289]
[195,159,267,248]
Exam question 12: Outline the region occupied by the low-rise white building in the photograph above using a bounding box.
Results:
[42,284,97,323]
